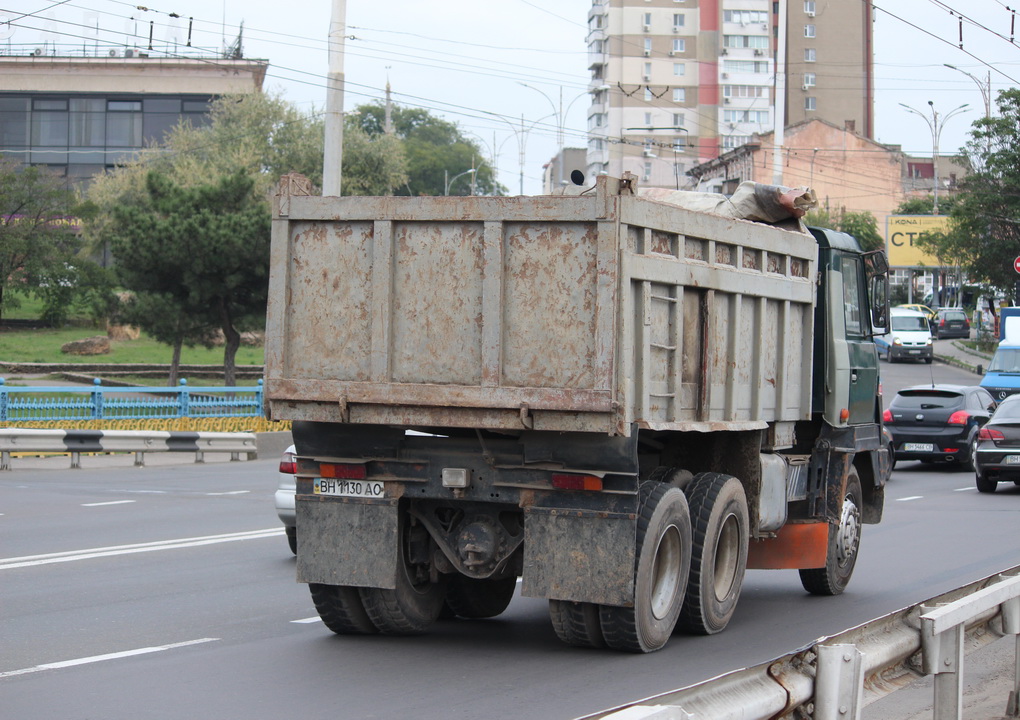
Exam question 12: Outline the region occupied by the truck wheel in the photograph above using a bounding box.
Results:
[549,600,605,648]
[359,519,446,635]
[976,471,997,493]
[599,483,691,653]
[799,469,862,596]
[445,575,517,619]
[678,473,749,635]
[309,583,378,635]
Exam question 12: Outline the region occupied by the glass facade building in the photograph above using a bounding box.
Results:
[0,93,214,186]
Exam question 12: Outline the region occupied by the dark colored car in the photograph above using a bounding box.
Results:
[973,394,1020,492]
[883,384,996,468]
[933,308,970,339]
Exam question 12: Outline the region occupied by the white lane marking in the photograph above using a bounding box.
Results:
[896,496,924,502]
[123,490,167,494]
[82,500,136,507]
[0,638,219,679]
[291,617,322,624]
[205,490,250,496]
[954,487,974,492]
[0,528,284,570]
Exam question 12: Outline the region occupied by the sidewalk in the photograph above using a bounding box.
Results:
[932,336,992,376]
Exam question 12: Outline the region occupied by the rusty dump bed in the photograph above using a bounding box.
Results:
[265,176,818,436]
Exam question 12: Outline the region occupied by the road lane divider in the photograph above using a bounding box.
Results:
[0,638,219,679]
[0,528,283,570]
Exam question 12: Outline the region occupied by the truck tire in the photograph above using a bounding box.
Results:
[309,583,378,635]
[445,575,517,619]
[678,473,749,635]
[285,526,297,555]
[599,483,692,653]
[359,518,446,635]
[799,469,862,596]
[549,600,605,648]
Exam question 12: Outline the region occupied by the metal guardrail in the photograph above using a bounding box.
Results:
[0,428,257,469]
[0,378,263,421]
[580,566,1020,720]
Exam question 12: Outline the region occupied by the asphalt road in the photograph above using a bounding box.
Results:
[2,359,1018,720]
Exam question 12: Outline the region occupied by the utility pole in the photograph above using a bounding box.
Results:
[322,0,347,197]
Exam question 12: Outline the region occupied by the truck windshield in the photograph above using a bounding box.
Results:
[988,348,1020,373]
[891,316,928,332]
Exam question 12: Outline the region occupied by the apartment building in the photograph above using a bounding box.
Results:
[585,0,873,189]
[0,53,266,187]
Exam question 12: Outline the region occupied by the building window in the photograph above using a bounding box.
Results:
[644,38,652,55]
[644,87,653,101]
[724,109,769,124]
[724,60,770,74]
[803,72,816,88]
[673,13,685,30]
[804,24,815,38]
[643,161,652,180]
[644,112,653,126]
[672,38,686,53]
[673,63,685,76]
[722,85,768,99]
[672,138,685,151]
[673,88,686,102]
[804,1,816,14]
[722,135,752,149]
[643,12,652,28]
[805,48,816,62]
[805,97,817,111]
[724,10,769,24]
[644,61,652,79]
[672,113,684,127]
[31,98,68,147]
[724,35,770,49]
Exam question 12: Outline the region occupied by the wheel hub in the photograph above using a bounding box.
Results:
[835,493,861,567]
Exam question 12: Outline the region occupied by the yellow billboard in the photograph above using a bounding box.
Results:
[885,215,951,267]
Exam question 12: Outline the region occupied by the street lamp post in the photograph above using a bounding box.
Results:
[444,168,476,196]
[899,101,970,215]
[518,83,592,187]
[944,64,991,119]
[486,112,556,195]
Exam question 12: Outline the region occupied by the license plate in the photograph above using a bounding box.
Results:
[908,350,920,354]
[902,443,934,452]
[313,478,385,498]
[1005,456,1020,465]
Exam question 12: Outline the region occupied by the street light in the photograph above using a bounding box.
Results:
[899,101,970,215]
[485,112,556,195]
[518,83,592,187]
[444,168,476,196]
[944,64,991,119]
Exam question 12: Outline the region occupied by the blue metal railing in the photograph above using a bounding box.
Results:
[0,378,264,421]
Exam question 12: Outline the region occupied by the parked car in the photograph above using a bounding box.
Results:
[875,308,934,363]
[973,394,1020,492]
[897,303,937,325]
[884,384,996,468]
[275,444,297,554]
[932,307,971,339]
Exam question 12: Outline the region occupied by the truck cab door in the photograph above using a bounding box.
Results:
[838,253,880,425]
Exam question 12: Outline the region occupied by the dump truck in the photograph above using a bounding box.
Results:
[264,173,891,653]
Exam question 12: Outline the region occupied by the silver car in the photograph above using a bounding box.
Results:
[275,445,297,554]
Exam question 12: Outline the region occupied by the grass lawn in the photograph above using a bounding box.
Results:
[0,326,264,366]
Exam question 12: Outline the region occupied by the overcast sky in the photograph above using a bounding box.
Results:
[9,0,1017,194]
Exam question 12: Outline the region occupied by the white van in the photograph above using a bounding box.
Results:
[875,308,933,363]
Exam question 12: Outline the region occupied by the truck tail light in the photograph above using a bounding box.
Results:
[979,427,1005,440]
[947,411,970,425]
[551,473,603,491]
[319,463,367,479]
[882,409,892,423]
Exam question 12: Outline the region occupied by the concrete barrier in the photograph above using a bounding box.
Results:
[0,428,257,469]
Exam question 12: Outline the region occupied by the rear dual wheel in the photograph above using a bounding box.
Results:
[678,473,749,635]
[599,483,692,653]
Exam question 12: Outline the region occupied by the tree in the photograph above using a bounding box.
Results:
[354,103,503,196]
[0,160,103,323]
[803,207,884,252]
[109,171,270,385]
